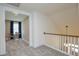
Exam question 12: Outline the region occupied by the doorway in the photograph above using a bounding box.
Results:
[5,11,30,45]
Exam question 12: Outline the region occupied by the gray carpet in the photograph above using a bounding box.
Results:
[6,40,67,56]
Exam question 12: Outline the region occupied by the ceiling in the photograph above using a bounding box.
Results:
[7,3,78,16]
[8,3,20,7]
[4,3,79,35]
[5,11,28,21]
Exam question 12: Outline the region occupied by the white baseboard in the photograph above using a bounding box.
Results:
[44,44,72,56]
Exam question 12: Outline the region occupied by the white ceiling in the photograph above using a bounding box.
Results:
[4,3,79,35]
[8,3,20,7]
[5,11,28,21]
[7,3,77,16]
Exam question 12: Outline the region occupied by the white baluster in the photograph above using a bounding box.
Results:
[59,36,61,50]
[58,36,60,49]
[70,37,72,55]
[76,37,78,56]
[66,36,68,53]
[74,37,75,56]
[61,36,63,51]
[61,36,62,50]
[62,36,64,51]
[64,36,67,52]
[68,36,70,54]
[78,37,79,56]
[63,36,65,51]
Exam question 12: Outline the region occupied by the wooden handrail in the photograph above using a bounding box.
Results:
[44,32,79,37]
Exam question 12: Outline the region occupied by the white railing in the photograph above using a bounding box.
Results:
[44,32,79,56]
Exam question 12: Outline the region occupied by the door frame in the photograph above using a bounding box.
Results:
[4,6,34,47]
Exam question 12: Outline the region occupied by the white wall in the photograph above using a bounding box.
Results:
[49,8,78,35]
[45,8,78,49]
[0,5,34,55]
[0,6,6,55]
[22,17,29,43]
[5,20,10,41]
[32,8,78,49]
[5,20,10,34]
[32,12,59,48]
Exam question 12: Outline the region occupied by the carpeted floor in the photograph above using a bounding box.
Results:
[6,40,67,56]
